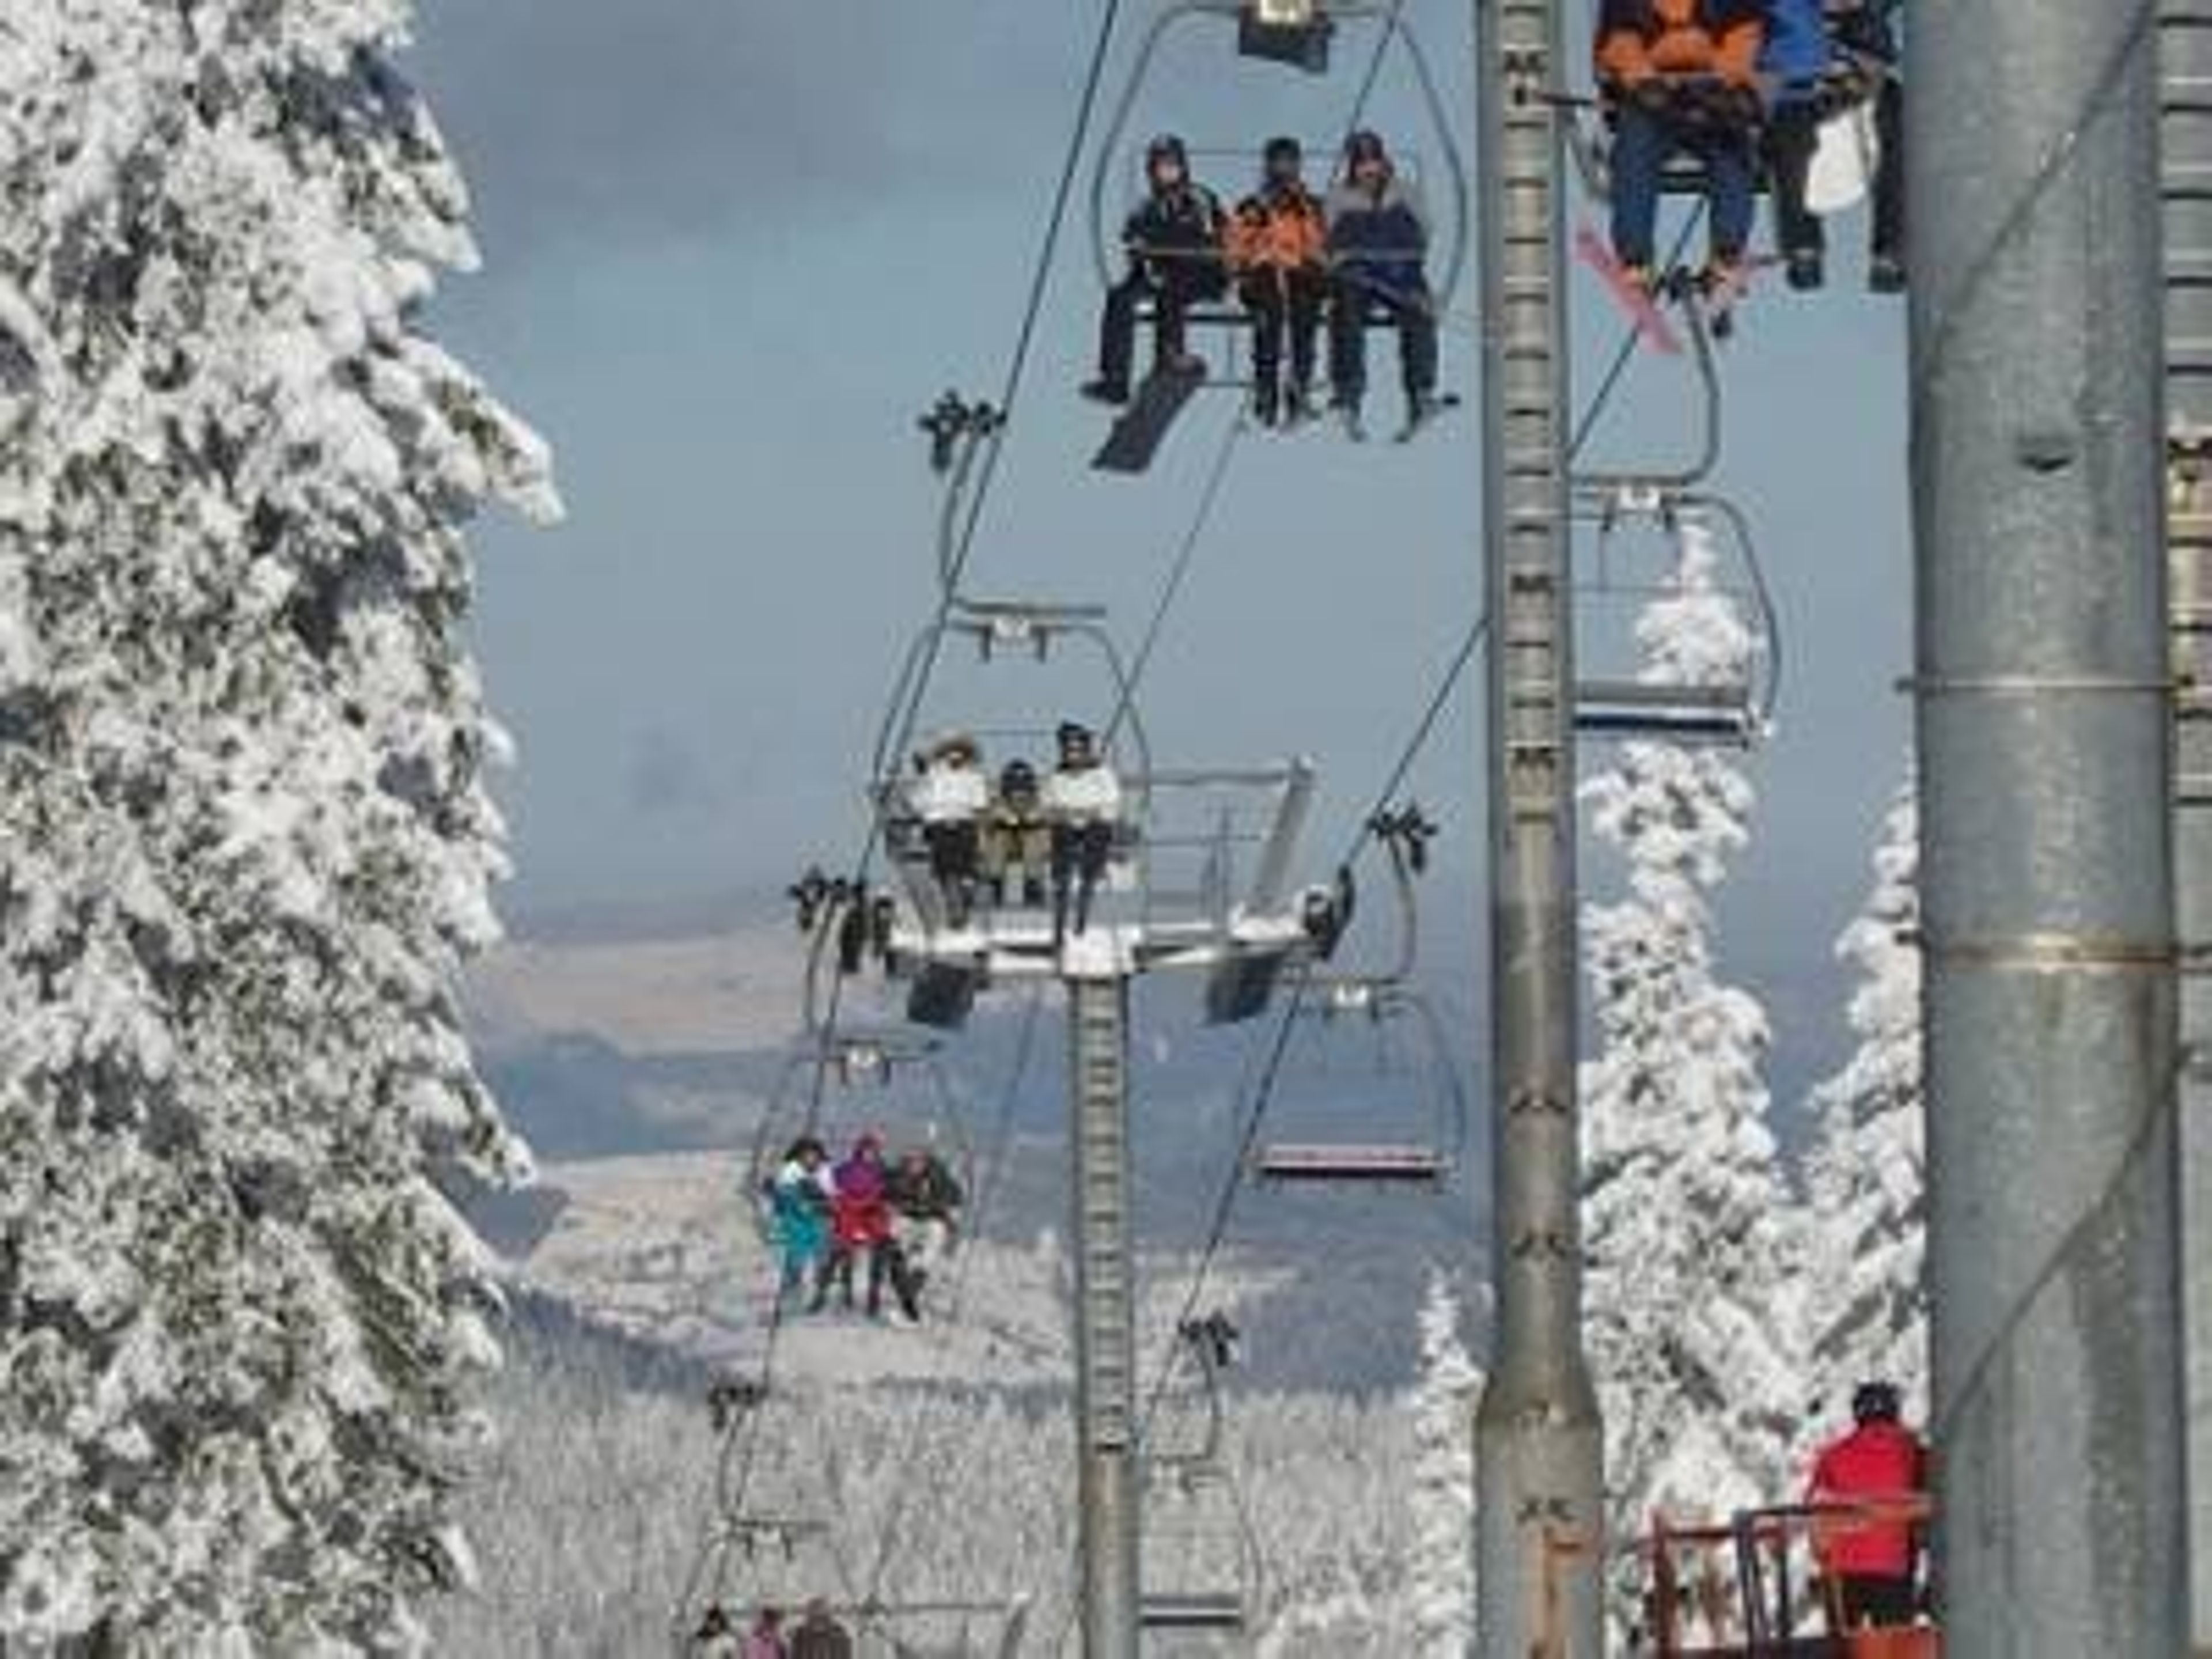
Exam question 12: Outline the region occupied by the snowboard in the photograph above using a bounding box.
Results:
[1093,361,1207,474]
[1574,225,1684,356]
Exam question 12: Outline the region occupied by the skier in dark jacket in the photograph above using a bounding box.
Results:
[1324,130,1440,441]
[1763,0,1903,292]
[1084,134,1228,406]
[787,1600,854,1659]
[1595,0,1767,291]
[1226,137,1330,427]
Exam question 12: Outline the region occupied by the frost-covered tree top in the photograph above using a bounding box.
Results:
[1802,778,1927,1421]
[1579,515,1805,1633]
[1407,1270,1479,1657]
[1,2,554,1649]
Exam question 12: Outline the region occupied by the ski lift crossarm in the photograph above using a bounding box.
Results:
[1253,1142,1449,1182]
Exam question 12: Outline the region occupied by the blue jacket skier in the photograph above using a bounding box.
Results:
[1324,130,1440,440]
[1762,0,1904,291]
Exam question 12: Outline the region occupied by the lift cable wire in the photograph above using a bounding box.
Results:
[1101,406,1249,745]
[1907,0,2168,1466]
[676,1,1133,1619]
[879,0,1134,790]
[1116,142,1715,1553]
[853,988,1048,1620]
[1099,0,1415,751]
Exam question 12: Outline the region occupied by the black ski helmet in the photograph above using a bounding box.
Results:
[1263,135,1303,176]
[1851,1380,1903,1425]
[1145,133,1189,176]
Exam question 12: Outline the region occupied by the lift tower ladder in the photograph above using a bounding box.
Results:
[1472,0,1604,1653]
[2161,0,2212,1641]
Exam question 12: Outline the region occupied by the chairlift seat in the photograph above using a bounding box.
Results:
[1574,679,1757,745]
[1256,1142,1448,1183]
[1139,1592,1249,1631]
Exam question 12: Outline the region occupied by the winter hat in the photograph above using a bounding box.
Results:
[1344,128,1389,168]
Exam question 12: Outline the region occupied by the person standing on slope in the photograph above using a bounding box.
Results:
[1805,1380,1931,1631]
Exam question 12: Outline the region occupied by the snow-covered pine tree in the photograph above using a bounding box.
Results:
[1407,1268,1480,1657]
[0,5,555,1649]
[1802,780,1928,1418]
[1578,513,1806,1631]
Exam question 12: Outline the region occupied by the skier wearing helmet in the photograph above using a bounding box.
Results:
[1804,1380,1931,1632]
[1324,130,1441,441]
[1083,134,1228,407]
[1041,721,1123,944]
[1224,136,1328,427]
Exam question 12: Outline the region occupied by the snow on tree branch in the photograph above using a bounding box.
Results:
[1578,512,1806,1642]
[1,5,552,1648]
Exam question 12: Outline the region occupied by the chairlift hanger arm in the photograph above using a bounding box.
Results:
[1677,488,1783,734]
[1571,281,1725,497]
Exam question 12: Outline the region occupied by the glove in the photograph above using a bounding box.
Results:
[1679,77,1759,129]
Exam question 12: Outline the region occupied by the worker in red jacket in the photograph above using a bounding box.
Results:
[1804,1380,1930,1631]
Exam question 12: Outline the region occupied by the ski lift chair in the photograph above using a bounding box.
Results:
[1568,486,1779,748]
[1088,0,1471,349]
[745,1029,972,1247]
[1251,809,1467,1184]
[871,597,1152,1022]
[1140,1315,1262,1640]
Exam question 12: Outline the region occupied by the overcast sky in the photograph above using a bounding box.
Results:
[404,0,1914,1080]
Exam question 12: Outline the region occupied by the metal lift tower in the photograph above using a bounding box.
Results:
[1472,0,1604,1652]
[2164,4,2212,1643]
[1912,1,2190,1649]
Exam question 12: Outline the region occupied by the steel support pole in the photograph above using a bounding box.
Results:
[1471,0,1603,1652]
[2162,9,2212,1645]
[1910,3,2189,1650]
[1069,973,1140,1659]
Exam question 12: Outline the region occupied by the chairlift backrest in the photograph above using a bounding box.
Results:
[1569,488,1781,744]
[1249,973,1466,1185]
